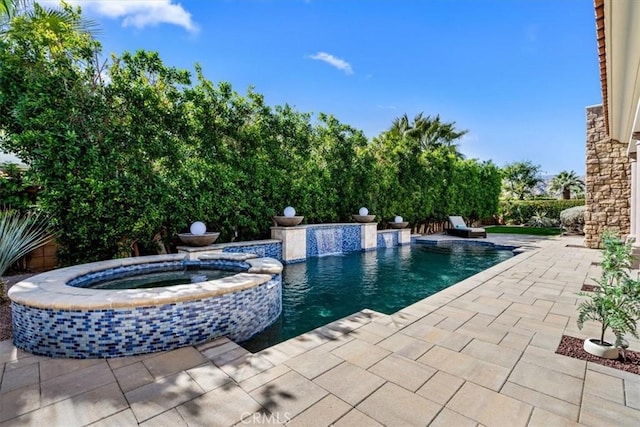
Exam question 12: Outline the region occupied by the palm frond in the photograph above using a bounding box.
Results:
[2,1,100,39]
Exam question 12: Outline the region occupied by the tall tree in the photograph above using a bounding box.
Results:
[1,0,97,37]
[549,170,584,200]
[389,113,467,158]
[501,161,543,200]
[0,0,26,21]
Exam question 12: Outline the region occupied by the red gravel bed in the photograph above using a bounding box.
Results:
[0,304,10,341]
[555,335,640,375]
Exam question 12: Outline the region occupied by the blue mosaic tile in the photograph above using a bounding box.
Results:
[306,225,362,257]
[377,232,399,248]
[415,239,516,251]
[68,259,253,288]
[223,243,282,260]
[12,275,282,359]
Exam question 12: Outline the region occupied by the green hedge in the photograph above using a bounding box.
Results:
[0,163,36,212]
[499,199,585,225]
[0,7,503,265]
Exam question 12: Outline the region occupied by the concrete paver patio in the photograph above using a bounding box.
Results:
[1,235,639,426]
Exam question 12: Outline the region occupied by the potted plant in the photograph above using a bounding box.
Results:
[577,231,640,359]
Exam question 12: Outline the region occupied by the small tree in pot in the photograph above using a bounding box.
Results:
[577,231,640,359]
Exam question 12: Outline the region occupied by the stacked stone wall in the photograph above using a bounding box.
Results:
[585,105,631,248]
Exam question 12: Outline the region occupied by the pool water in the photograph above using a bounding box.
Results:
[87,268,235,289]
[242,243,513,351]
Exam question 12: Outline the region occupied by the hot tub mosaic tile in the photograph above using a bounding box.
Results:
[12,276,282,358]
[67,259,253,288]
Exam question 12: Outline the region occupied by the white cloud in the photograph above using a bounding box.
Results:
[309,52,353,75]
[67,1,198,33]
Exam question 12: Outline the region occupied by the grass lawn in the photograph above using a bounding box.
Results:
[485,226,563,236]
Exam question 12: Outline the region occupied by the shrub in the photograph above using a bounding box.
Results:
[560,205,585,234]
[0,163,36,212]
[499,199,584,225]
[526,211,558,228]
[0,6,505,264]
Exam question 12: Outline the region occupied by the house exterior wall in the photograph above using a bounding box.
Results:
[584,104,631,248]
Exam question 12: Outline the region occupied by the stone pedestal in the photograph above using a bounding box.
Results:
[361,223,378,250]
[398,229,411,245]
[271,227,307,263]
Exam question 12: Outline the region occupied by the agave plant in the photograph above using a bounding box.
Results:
[526,211,557,228]
[0,209,54,286]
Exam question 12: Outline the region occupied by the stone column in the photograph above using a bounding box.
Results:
[584,105,631,248]
[271,226,306,263]
[398,229,411,245]
[631,154,638,238]
[360,223,378,250]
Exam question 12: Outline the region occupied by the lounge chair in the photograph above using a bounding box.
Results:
[446,216,487,238]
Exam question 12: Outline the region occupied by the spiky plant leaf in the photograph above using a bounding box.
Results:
[0,209,54,277]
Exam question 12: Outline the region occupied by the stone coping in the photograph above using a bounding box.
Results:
[177,239,281,253]
[8,254,282,311]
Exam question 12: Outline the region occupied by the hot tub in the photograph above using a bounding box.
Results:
[8,252,282,358]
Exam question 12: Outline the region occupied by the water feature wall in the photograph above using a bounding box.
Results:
[177,223,410,264]
[377,230,398,248]
[272,223,410,263]
[307,225,359,257]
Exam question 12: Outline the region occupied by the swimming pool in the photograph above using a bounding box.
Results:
[242,242,514,351]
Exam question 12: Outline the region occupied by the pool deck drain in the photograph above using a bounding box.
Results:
[1,235,639,426]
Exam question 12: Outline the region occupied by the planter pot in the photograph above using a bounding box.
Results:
[273,216,304,227]
[583,338,619,359]
[352,214,376,223]
[177,232,220,247]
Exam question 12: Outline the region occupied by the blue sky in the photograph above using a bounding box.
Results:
[34,0,600,175]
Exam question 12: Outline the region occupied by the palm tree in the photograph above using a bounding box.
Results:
[389,113,467,158]
[1,0,98,37]
[549,170,584,200]
[0,0,28,19]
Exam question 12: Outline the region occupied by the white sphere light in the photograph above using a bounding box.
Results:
[359,207,369,216]
[394,216,403,223]
[283,206,296,217]
[190,221,206,235]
